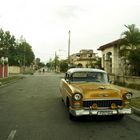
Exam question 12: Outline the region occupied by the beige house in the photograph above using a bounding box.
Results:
[98,39,123,75]
[70,49,99,68]
[98,39,140,85]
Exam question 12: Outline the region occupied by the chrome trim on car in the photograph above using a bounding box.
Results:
[83,99,123,108]
[67,68,106,75]
[83,98,122,101]
[69,107,132,116]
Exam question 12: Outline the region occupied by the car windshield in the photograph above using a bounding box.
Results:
[70,71,108,83]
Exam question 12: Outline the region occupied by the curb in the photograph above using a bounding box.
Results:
[131,106,140,117]
[0,77,25,88]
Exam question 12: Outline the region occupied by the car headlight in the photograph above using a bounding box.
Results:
[124,92,132,100]
[72,93,82,101]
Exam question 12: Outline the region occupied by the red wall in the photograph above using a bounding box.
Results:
[4,65,8,77]
[0,65,2,77]
[0,65,8,78]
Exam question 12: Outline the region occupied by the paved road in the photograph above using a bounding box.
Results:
[0,72,140,140]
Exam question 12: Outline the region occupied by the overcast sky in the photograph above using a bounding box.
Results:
[0,0,140,62]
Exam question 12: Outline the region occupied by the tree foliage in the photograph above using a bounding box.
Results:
[120,24,140,76]
[0,28,35,66]
[59,60,68,72]
[46,57,68,72]
[17,40,35,66]
[128,49,140,75]
[121,24,140,48]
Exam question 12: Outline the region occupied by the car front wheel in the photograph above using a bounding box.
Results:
[69,113,77,121]
[117,115,124,120]
[113,114,124,120]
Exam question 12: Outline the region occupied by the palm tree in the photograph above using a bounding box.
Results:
[120,24,140,50]
[119,24,140,75]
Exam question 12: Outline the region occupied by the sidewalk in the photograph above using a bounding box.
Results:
[127,88,140,98]
[127,88,140,116]
[114,85,140,98]
[114,85,140,116]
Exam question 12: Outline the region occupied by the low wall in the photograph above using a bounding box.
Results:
[9,66,20,74]
[109,74,140,85]
[9,66,34,74]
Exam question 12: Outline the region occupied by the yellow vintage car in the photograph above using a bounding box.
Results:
[59,68,132,120]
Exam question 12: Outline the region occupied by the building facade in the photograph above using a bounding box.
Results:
[98,39,140,85]
[70,49,99,68]
[98,39,122,75]
[98,39,140,76]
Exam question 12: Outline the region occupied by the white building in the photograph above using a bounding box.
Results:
[98,39,123,75]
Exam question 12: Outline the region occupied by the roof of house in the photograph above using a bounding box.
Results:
[97,39,122,51]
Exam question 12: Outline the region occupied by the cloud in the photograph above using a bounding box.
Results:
[1,0,140,62]
[55,5,84,21]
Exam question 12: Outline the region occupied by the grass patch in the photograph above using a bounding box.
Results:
[0,76,24,85]
[115,82,140,90]
[22,71,34,75]
[130,97,140,109]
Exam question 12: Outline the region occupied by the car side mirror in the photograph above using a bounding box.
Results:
[66,79,71,84]
[66,79,69,82]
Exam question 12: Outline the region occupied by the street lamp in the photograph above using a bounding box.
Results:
[55,51,57,72]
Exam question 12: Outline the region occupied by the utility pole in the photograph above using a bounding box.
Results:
[68,30,71,65]
[55,51,57,72]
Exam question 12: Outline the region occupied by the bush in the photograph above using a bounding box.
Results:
[22,71,34,75]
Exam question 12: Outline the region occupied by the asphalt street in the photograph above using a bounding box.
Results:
[0,72,140,140]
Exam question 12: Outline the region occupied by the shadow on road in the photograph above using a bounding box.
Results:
[70,115,124,122]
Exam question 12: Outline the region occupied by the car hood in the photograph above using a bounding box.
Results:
[71,83,124,99]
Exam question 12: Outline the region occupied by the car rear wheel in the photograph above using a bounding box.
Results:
[66,97,70,109]
[61,98,64,102]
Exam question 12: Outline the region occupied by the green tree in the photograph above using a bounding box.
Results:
[0,29,17,59]
[120,24,140,76]
[17,40,35,66]
[121,24,140,49]
[59,60,68,72]
[128,49,140,75]
[54,54,60,71]
[46,58,53,71]
[0,29,35,66]
[38,62,45,68]
[95,57,102,69]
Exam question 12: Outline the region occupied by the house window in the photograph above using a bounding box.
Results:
[88,54,92,57]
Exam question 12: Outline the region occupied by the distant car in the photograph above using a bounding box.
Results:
[59,68,132,120]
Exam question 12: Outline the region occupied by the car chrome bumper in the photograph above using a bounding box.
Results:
[69,107,132,116]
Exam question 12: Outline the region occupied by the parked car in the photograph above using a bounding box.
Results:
[59,68,132,120]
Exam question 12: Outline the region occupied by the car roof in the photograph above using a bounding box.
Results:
[67,68,106,74]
